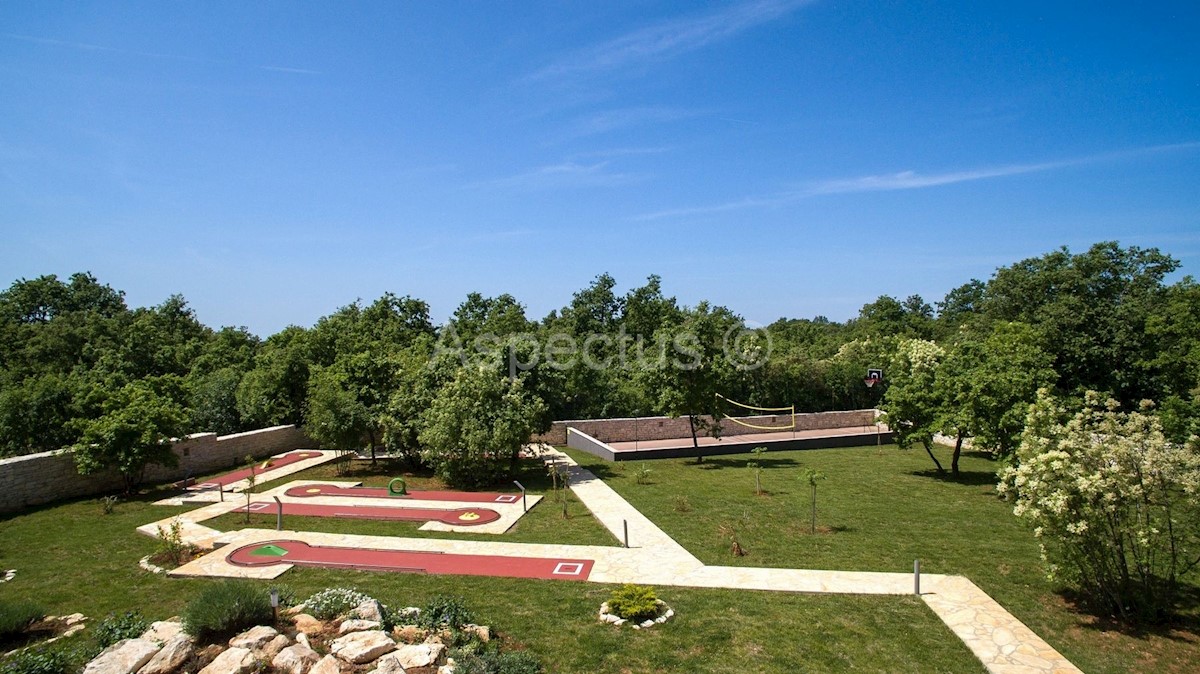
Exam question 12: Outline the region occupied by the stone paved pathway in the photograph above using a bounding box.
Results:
[158,444,1082,674]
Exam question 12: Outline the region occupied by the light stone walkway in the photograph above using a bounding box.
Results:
[152,450,343,505]
[154,445,1082,674]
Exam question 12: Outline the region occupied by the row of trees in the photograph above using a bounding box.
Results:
[1,241,1197,491]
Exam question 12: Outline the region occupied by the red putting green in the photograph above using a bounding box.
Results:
[284,483,523,504]
[237,501,501,526]
[227,539,594,581]
[190,452,326,490]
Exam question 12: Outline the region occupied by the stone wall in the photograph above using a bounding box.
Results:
[0,425,314,513]
[532,409,879,446]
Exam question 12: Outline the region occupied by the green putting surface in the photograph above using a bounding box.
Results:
[250,544,289,557]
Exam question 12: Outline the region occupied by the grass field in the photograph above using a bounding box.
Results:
[565,443,1200,674]
[2,444,1196,673]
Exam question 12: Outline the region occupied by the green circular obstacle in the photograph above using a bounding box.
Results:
[388,477,408,496]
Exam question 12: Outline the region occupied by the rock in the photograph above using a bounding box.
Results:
[329,630,396,664]
[639,619,655,629]
[296,633,312,649]
[293,614,324,636]
[366,655,407,674]
[392,625,426,643]
[338,619,381,634]
[272,644,321,674]
[229,625,279,650]
[140,621,184,646]
[63,624,87,638]
[260,634,292,659]
[63,613,88,627]
[82,638,162,674]
[392,642,444,669]
[394,607,420,622]
[310,654,344,674]
[197,647,257,674]
[461,624,490,643]
[351,599,385,623]
[137,634,195,674]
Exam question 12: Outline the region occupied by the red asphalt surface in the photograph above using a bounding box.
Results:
[237,501,501,526]
[284,484,523,504]
[227,539,595,581]
[190,452,326,489]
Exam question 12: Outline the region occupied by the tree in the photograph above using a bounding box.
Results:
[937,322,1057,473]
[236,326,311,427]
[638,302,740,462]
[305,364,372,470]
[418,362,547,488]
[999,391,1200,623]
[981,242,1178,405]
[74,378,187,493]
[880,339,947,473]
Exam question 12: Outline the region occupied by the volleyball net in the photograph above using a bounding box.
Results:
[715,393,795,430]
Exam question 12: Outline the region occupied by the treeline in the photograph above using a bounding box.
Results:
[1,241,1197,466]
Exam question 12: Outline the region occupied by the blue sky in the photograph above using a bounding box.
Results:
[2,1,1198,336]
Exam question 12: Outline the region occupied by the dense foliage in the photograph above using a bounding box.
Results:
[2,241,1197,492]
[999,391,1200,623]
[181,579,274,640]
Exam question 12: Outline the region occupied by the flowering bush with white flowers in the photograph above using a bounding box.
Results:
[998,389,1200,623]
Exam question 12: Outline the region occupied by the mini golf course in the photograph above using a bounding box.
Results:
[189,451,327,490]
[237,500,503,526]
[227,539,594,581]
[283,483,524,504]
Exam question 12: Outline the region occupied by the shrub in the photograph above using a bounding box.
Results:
[302,588,372,621]
[182,580,273,640]
[999,390,1200,623]
[154,520,198,568]
[418,596,475,630]
[451,648,543,674]
[94,611,147,648]
[0,600,45,641]
[0,647,70,674]
[606,585,659,623]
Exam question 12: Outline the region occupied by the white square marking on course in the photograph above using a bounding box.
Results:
[247,502,271,511]
[495,494,519,503]
[553,562,584,576]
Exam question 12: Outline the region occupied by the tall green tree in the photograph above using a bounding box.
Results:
[74,377,187,492]
[880,338,947,473]
[418,361,547,488]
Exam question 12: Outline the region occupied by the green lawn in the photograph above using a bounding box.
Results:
[0,455,984,673]
[566,444,1200,674]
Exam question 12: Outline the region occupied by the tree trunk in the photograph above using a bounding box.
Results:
[369,430,378,465]
[690,415,703,464]
[952,432,965,476]
[922,439,945,473]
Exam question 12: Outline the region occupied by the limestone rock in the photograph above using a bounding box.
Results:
[139,621,185,646]
[461,624,490,642]
[260,634,292,659]
[293,614,324,636]
[82,638,162,674]
[392,625,426,644]
[229,625,279,650]
[310,654,344,674]
[338,619,381,634]
[296,633,312,649]
[330,630,396,664]
[198,647,256,674]
[365,654,407,674]
[137,634,195,674]
[392,642,444,669]
[351,599,385,623]
[272,644,321,674]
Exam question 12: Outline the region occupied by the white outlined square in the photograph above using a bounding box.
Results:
[552,562,585,576]
[494,494,519,503]
[247,501,271,511]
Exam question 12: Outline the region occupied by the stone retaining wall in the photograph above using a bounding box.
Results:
[0,425,315,513]
[532,409,878,446]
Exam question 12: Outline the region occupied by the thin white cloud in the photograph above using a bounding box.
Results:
[471,161,640,191]
[528,0,810,80]
[635,142,1200,221]
[568,106,699,137]
[258,65,322,75]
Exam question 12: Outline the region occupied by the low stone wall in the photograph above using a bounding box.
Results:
[532,409,878,446]
[0,425,315,513]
